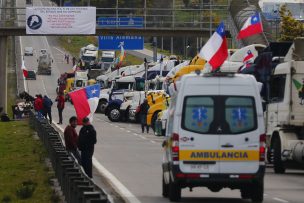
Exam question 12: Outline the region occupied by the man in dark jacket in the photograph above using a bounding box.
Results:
[78,117,97,178]
[139,99,150,133]
[56,92,65,124]
[43,95,53,123]
[64,116,81,163]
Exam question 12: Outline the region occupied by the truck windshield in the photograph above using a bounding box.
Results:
[114,82,133,90]
[82,56,96,61]
[101,57,114,63]
[182,96,257,134]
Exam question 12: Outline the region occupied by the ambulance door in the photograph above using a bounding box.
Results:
[218,96,260,174]
[178,95,220,174]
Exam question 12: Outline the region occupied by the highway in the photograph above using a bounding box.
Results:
[16,1,304,203]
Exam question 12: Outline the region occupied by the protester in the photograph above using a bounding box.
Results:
[66,54,70,64]
[56,92,65,124]
[64,116,81,162]
[34,94,43,118]
[43,95,53,123]
[78,117,97,178]
[72,56,76,66]
[139,99,150,133]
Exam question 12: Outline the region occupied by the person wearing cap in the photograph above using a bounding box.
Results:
[78,117,97,178]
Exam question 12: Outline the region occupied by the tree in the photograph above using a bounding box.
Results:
[279,4,304,41]
[183,0,190,7]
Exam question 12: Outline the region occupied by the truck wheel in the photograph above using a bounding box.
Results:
[97,100,107,113]
[240,187,251,199]
[162,174,169,198]
[108,106,120,122]
[273,138,286,174]
[168,177,181,202]
[251,181,264,202]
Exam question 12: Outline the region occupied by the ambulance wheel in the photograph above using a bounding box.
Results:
[168,177,181,202]
[251,181,264,202]
[108,106,120,122]
[273,138,285,174]
[162,174,169,198]
[240,187,251,199]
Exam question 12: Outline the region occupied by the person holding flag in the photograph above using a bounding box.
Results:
[115,42,126,70]
[68,84,101,124]
[199,22,228,71]
[237,12,263,40]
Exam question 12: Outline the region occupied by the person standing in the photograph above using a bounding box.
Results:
[78,117,97,178]
[56,92,65,124]
[66,54,70,64]
[72,56,76,66]
[43,95,53,123]
[64,116,81,163]
[139,99,150,133]
[34,94,44,118]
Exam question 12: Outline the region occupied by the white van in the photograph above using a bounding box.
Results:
[162,72,265,202]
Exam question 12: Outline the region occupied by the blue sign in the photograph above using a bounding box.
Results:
[98,17,144,28]
[98,17,144,50]
[64,2,73,6]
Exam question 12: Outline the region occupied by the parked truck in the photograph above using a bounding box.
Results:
[264,38,304,173]
[37,50,52,75]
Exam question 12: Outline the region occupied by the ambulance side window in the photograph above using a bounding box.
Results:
[182,96,214,134]
[225,97,257,134]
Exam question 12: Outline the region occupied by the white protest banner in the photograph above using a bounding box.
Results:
[26,7,96,35]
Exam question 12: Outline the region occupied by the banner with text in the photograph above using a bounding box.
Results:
[26,7,96,35]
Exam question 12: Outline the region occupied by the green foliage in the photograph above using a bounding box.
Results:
[279,4,304,41]
[16,180,37,199]
[183,0,190,7]
[0,121,52,202]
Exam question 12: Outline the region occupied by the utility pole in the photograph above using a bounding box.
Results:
[144,58,148,91]
[0,0,7,113]
[153,37,157,62]
[209,0,212,37]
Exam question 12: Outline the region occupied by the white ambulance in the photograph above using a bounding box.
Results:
[162,72,266,202]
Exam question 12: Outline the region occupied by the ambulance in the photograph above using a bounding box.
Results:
[162,72,265,202]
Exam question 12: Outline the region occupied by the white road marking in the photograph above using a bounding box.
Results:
[120,128,124,130]
[133,133,138,136]
[93,158,141,203]
[273,197,289,203]
[126,130,131,133]
[139,135,147,140]
[150,140,156,144]
[53,46,65,54]
[115,126,119,128]
[41,79,48,96]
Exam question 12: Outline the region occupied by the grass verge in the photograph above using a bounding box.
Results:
[0,121,53,202]
[58,36,143,66]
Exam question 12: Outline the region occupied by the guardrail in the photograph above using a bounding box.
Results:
[29,112,110,203]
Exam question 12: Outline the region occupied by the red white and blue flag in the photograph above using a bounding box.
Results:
[69,84,100,124]
[21,60,28,78]
[237,12,263,40]
[199,22,228,71]
[243,50,254,63]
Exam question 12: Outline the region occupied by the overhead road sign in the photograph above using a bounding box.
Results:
[98,17,144,50]
[26,7,96,35]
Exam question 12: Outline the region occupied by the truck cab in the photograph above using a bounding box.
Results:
[264,38,304,173]
[162,72,265,202]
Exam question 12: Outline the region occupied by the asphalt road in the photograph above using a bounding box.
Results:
[17,1,304,203]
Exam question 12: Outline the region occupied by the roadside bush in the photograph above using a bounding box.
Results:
[16,180,37,199]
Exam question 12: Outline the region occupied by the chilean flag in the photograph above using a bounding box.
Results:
[199,22,228,71]
[237,12,263,40]
[243,50,254,63]
[21,60,28,78]
[69,84,100,124]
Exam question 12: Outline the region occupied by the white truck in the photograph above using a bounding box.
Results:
[264,38,304,173]
[97,50,116,72]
